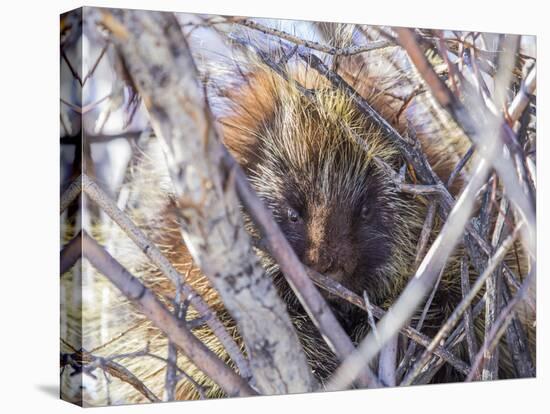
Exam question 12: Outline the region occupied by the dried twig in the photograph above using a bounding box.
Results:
[61,348,160,403]
[460,255,478,364]
[414,203,437,267]
[466,269,535,381]
[401,225,521,385]
[229,17,394,56]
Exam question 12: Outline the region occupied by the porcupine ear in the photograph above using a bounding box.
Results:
[220,68,282,173]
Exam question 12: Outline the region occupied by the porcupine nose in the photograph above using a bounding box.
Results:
[305,248,335,275]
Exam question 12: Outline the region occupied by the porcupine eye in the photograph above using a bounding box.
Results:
[287,207,300,223]
[360,205,372,221]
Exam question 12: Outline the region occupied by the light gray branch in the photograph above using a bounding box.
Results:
[100,9,316,394]
[82,173,250,379]
[82,231,256,397]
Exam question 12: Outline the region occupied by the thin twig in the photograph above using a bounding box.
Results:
[460,255,478,364]
[61,348,160,402]
[60,174,82,214]
[414,203,437,268]
[401,225,522,385]
[229,17,395,56]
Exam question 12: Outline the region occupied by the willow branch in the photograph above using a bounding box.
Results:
[101,9,319,393]
[81,173,251,379]
[395,28,535,258]
[82,231,257,397]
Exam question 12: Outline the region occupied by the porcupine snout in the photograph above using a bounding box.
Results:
[302,202,358,287]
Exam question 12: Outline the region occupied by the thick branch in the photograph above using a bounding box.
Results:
[82,232,256,397]
[82,173,250,379]
[101,9,316,394]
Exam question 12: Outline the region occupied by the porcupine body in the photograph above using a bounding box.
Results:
[67,30,534,405]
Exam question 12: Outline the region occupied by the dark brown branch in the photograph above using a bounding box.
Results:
[306,268,469,375]
[61,348,160,403]
[60,231,82,275]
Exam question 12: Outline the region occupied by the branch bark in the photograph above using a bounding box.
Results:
[100,9,317,394]
[82,231,257,397]
[82,173,250,379]
[395,28,535,258]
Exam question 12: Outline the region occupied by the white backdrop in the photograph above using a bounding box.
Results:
[0,0,546,413]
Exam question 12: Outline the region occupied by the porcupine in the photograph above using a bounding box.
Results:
[65,26,535,405]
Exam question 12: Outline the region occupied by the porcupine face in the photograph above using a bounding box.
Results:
[242,87,407,309]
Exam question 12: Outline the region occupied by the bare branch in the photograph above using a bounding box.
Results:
[466,268,535,381]
[295,46,531,314]
[229,17,395,56]
[306,268,469,375]
[401,225,521,385]
[414,203,437,267]
[60,174,82,214]
[326,154,498,390]
[101,9,319,393]
[395,28,535,258]
[82,231,257,397]
[460,255,478,364]
[60,231,82,275]
[507,66,536,123]
[61,348,160,402]
[82,173,250,379]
